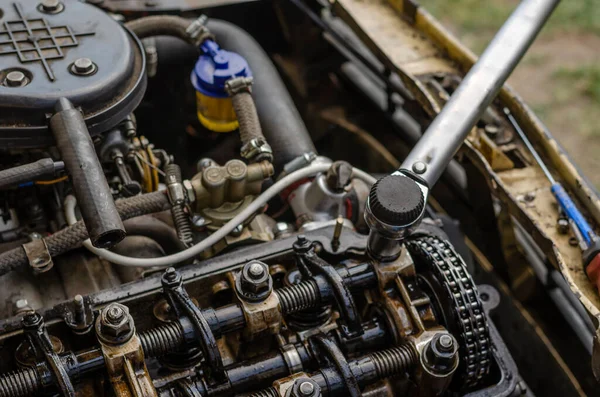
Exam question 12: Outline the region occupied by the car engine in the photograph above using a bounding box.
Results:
[0,0,594,396]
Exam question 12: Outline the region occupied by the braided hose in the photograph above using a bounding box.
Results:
[0,191,169,276]
[0,159,62,189]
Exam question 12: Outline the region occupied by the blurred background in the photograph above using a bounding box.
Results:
[420,0,600,186]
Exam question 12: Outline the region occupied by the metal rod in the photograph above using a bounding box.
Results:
[504,108,556,184]
[401,0,560,186]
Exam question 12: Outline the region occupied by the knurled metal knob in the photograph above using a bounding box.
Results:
[368,174,424,225]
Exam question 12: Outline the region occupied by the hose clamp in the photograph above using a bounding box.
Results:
[22,236,53,274]
[240,137,273,162]
[186,15,214,46]
[225,76,254,96]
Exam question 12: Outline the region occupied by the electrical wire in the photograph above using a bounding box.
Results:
[65,162,377,267]
[35,175,69,185]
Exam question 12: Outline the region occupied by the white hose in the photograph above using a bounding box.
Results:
[65,163,377,267]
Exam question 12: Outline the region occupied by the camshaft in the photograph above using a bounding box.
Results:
[248,344,417,397]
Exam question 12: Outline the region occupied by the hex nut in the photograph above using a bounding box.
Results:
[71,58,97,76]
[5,70,28,87]
[236,261,272,302]
[97,303,134,344]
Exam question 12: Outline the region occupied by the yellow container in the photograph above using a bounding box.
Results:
[195,90,239,133]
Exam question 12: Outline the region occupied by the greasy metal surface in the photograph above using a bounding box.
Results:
[334,0,600,377]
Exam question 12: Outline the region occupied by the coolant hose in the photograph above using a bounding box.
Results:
[125,16,195,45]
[207,19,316,171]
[0,159,64,189]
[64,163,377,268]
[0,191,170,276]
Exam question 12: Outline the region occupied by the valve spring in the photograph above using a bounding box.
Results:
[247,387,279,397]
[368,344,417,380]
[0,368,42,397]
[287,305,333,331]
[139,322,185,358]
[275,280,320,314]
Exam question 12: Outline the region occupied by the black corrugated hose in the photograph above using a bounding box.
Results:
[0,191,170,276]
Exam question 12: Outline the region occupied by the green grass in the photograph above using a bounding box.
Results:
[554,65,600,103]
[419,0,600,53]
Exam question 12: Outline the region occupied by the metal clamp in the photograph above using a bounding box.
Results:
[225,76,253,96]
[240,137,273,163]
[186,15,214,46]
[281,344,304,374]
[161,268,224,377]
[22,312,75,397]
[22,237,53,273]
[293,236,363,338]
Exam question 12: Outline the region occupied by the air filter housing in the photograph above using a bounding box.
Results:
[0,0,146,148]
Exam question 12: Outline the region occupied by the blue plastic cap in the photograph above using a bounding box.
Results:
[191,40,251,98]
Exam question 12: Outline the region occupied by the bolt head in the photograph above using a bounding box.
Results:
[106,305,125,324]
[412,161,427,175]
[41,0,60,11]
[248,262,265,279]
[5,70,26,87]
[162,267,182,289]
[238,261,272,301]
[293,235,312,253]
[557,218,569,234]
[72,58,96,75]
[99,303,133,341]
[299,381,315,396]
[22,312,43,328]
[14,299,31,314]
[437,334,454,352]
[425,333,458,374]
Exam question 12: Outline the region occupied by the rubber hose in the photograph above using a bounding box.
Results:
[125,16,194,45]
[123,216,185,254]
[51,98,125,249]
[206,19,316,172]
[0,191,169,276]
[0,159,63,189]
[231,91,265,148]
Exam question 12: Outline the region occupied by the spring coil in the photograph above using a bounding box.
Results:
[247,387,279,397]
[171,205,194,247]
[275,280,320,314]
[0,368,42,397]
[368,344,417,379]
[139,322,185,358]
[165,164,194,248]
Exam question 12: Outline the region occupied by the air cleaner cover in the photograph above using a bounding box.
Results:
[0,0,146,148]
